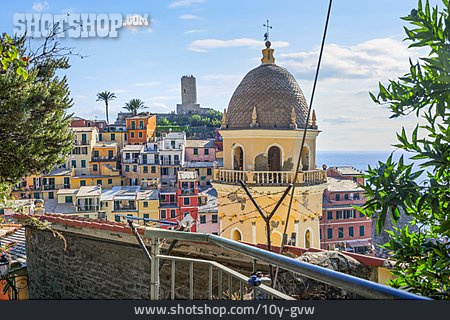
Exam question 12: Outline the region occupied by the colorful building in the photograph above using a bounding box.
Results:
[213,42,327,248]
[101,125,127,151]
[67,127,98,176]
[159,132,186,186]
[320,166,372,254]
[125,115,156,145]
[100,186,159,225]
[197,187,219,234]
[184,139,216,162]
[182,162,214,187]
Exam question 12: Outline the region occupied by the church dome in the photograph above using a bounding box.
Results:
[225,44,310,130]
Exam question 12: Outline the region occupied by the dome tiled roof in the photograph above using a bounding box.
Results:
[226,63,309,129]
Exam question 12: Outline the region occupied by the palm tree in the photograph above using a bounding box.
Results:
[96,91,116,124]
[123,98,147,116]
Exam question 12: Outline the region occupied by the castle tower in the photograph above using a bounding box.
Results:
[212,41,327,249]
[181,75,197,105]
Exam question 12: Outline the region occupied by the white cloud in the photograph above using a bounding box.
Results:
[279,38,424,82]
[179,14,201,20]
[152,102,170,110]
[185,29,204,34]
[32,1,49,12]
[169,0,205,9]
[189,37,289,52]
[132,81,160,87]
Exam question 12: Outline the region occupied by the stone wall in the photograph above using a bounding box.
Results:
[26,228,152,299]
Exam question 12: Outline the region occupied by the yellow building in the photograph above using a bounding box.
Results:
[70,175,122,189]
[68,127,98,176]
[101,125,127,151]
[100,186,159,225]
[212,42,327,248]
[90,141,120,175]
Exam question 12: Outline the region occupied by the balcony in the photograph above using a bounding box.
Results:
[160,160,180,166]
[77,205,99,212]
[180,188,196,195]
[123,158,139,164]
[214,169,327,186]
[74,140,89,146]
[92,156,117,162]
[113,205,137,212]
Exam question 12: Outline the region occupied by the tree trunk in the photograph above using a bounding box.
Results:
[105,101,109,124]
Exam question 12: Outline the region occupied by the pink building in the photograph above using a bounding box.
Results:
[197,187,219,234]
[184,140,216,162]
[320,166,372,254]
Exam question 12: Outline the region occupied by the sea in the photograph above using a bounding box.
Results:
[316,150,413,172]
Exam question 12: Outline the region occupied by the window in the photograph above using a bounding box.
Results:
[139,120,144,129]
[211,214,218,224]
[151,166,156,173]
[170,209,176,218]
[108,178,112,184]
[169,195,175,203]
[359,211,365,218]
[336,210,343,219]
[183,197,190,205]
[81,133,87,143]
[94,150,99,157]
[99,133,102,141]
[71,160,76,168]
[115,215,120,222]
[204,148,209,155]
[200,215,206,224]
[320,229,322,240]
[349,227,354,237]
[327,228,333,239]
[338,227,344,238]
[359,226,365,236]
[130,132,135,138]
[143,201,148,208]
[111,133,116,141]
[327,211,333,220]
[125,165,130,173]
[65,196,73,203]
[93,164,98,171]
[143,166,148,173]
[80,180,86,186]
[171,140,176,149]
[182,181,188,189]
[160,210,166,219]
[190,182,194,189]
[48,192,54,199]
[97,179,102,185]
[353,177,357,182]
[193,148,198,155]
[143,214,149,219]
[81,160,86,168]
[108,150,113,158]
[131,121,136,129]
[344,194,349,200]
[138,132,143,138]
[207,168,212,175]
[335,194,341,201]
[133,165,137,172]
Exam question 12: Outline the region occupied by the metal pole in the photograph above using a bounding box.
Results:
[171,260,175,300]
[150,237,160,300]
[208,265,213,300]
[274,0,334,288]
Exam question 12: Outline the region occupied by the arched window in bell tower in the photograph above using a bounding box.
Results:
[233,146,244,171]
[268,146,281,171]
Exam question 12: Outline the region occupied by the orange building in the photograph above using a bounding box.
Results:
[125,115,156,145]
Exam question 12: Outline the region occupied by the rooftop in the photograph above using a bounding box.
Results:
[185,139,215,148]
[178,171,197,180]
[56,189,78,195]
[45,167,72,176]
[136,190,159,201]
[100,186,141,201]
[122,144,145,152]
[198,187,218,213]
[71,127,96,132]
[326,177,363,192]
[330,166,363,176]
[183,161,215,168]
[0,225,26,265]
[93,141,118,148]
[77,186,102,197]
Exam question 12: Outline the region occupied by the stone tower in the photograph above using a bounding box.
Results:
[181,75,197,105]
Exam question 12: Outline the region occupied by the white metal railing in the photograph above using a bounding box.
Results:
[215,169,327,185]
[157,255,293,300]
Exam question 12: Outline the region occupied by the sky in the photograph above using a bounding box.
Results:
[0,0,436,151]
